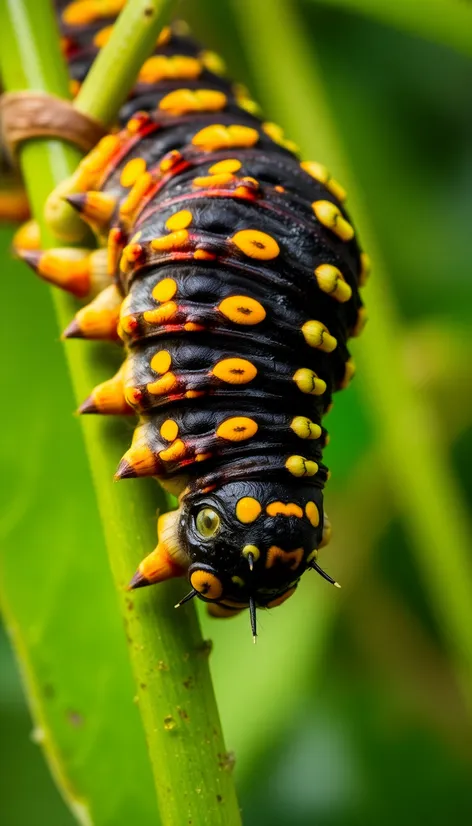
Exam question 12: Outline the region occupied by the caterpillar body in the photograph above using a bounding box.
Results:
[17,0,369,638]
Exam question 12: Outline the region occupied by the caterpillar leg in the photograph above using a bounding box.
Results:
[128,511,188,589]
[63,282,122,339]
[79,364,133,415]
[17,246,108,298]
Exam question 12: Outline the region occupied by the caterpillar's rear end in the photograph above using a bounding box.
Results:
[16,0,369,639]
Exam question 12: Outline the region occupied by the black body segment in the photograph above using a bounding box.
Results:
[24,2,369,624]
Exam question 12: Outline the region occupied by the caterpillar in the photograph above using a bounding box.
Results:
[15,0,369,640]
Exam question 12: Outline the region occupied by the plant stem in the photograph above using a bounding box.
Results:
[0,1,242,823]
[231,0,472,713]
[308,0,472,58]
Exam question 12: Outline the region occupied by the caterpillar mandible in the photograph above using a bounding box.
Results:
[17,0,369,640]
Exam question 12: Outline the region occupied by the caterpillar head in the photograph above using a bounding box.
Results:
[181,480,336,637]
[129,480,336,640]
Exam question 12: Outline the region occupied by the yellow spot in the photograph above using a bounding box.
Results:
[184,322,204,332]
[159,88,227,116]
[151,230,189,251]
[159,150,183,173]
[209,158,242,175]
[193,172,235,189]
[290,416,322,440]
[262,121,299,153]
[152,278,178,303]
[339,359,356,390]
[192,124,259,152]
[199,50,226,75]
[232,576,245,587]
[301,161,347,202]
[119,172,153,219]
[231,229,279,260]
[236,497,261,524]
[195,452,212,462]
[147,372,177,395]
[212,358,257,385]
[165,210,192,231]
[159,439,186,463]
[194,249,216,261]
[285,456,319,477]
[242,545,260,562]
[293,368,327,396]
[266,502,303,518]
[266,547,304,570]
[266,587,297,608]
[160,420,179,442]
[138,55,202,84]
[218,295,266,325]
[190,569,223,600]
[352,307,367,338]
[302,320,337,352]
[306,549,318,564]
[314,264,352,303]
[359,252,371,286]
[144,302,178,325]
[120,157,146,188]
[305,502,320,527]
[312,200,355,242]
[62,0,125,26]
[233,84,261,116]
[216,416,258,441]
[186,390,205,399]
[150,350,172,374]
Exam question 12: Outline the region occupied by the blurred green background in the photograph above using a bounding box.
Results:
[1,0,472,824]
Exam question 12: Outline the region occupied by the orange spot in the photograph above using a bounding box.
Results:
[216,417,258,442]
[231,229,279,260]
[159,88,227,116]
[120,157,147,188]
[159,439,186,463]
[152,278,177,302]
[235,497,261,524]
[190,569,223,600]
[266,547,304,570]
[209,159,242,174]
[144,302,178,325]
[193,172,235,188]
[150,350,172,374]
[212,358,257,385]
[192,124,259,152]
[218,295,266,325]
[165,210,192,231]
[266,502,303,518]
[194,249,216,261]
[305,502,320,527]
[138,55,201,84]
[147,372,177,395]
[160,420,179,442]
[151,230,189,251]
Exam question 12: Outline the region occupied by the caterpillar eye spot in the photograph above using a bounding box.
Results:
[195,508,221,539]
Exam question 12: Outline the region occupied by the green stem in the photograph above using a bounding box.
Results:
[231,0,472,712]
[308,0,472,58]
[0,1,241,823]
[74,0,173,123]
